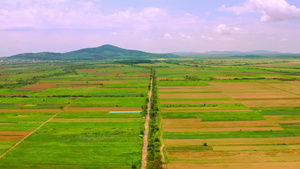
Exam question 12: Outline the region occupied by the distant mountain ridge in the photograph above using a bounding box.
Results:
[174,50,285,56]
[5,45,179,60]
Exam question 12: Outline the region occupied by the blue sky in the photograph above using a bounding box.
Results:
[1,0,300,56]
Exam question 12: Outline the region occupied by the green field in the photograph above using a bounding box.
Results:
[0,58,300,168]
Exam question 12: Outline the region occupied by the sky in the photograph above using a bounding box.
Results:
[1,0,300,57]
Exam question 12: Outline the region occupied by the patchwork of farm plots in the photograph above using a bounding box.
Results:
[0,63,150,168]
[156,65,300,169]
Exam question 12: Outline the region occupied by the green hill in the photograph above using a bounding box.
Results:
[6,45,179,60]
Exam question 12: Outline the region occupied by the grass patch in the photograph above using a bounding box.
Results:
[158,81,209,86]
[0,122,143,168]
[166,145,213,152]
[164,130,296,139]
[71,97,145,108]
[260,110,300,115]
[162,111,265,121]
[161,103,249,110]
[56,110,142,118]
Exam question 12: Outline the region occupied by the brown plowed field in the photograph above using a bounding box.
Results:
[262,81,300,94]
[213,145,289,151]
[164,126,283,132]
[159,93,230,99]
[0,135,23,141]
[241,99,300,107]
[157,77,167,81]
[15,83,59,91]
[167,162,300,169]
[163,120,279,129]
[165,137,300,146]
[264,115,300,123]
[0,131,31,136]
[166,150,300,163]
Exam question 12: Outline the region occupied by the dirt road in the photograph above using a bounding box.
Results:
[141,79,153,169]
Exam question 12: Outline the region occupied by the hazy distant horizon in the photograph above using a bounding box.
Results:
[1,0,300,57]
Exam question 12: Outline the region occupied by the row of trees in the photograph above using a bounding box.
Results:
[147,69,163,169]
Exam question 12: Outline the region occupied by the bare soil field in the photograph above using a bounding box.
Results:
[167,162,300,169]
[166,150,300,163]
[157,77,167,81]
[0,131,31,136]
[264,115,300,123]
[262,81,300,94]
[0,135,24,141]
[212,145,289,151]
[163,119,278,129]
[159,93,230,98]
[214,77,232,80]
[230,93,299,100]
[165,137,300,146]
[287,145,300,150]
[0,75,11,77]
[164,126,283,132]
[15,83,59,91]
[241,99,300,107]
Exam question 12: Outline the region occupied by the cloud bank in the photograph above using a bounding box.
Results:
[220,0,300,22]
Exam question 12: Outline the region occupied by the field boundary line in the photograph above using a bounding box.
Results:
[141,78,153,169]
[159,110,166,169]
[0,97,80,159]
[257,81,300,96]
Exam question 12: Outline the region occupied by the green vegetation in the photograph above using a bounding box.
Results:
[166,145,213,152]
[162,111,265,121]
[1,55,300,168]
[164,130,296,139]
[71,97,145,108]
[0,122,143,168]
[147,69,163,169]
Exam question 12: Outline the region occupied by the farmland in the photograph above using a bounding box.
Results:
[0,62,150,168]
[0,57,300,168]
[151,58,300,169]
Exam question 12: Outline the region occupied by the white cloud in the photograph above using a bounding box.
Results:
[163,33,174,40]
[163,33,192,40]
[0,1,169,31]
[179,33,192,39]
[216,24,231,34]
[201,35,214,41]
[215,24,246,35]
[220,0,300,22]
[0,0,203,33]
[281,38,288,41]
